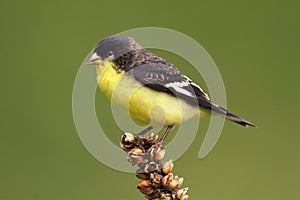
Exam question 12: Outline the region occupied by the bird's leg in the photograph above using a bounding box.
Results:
[149,125,174,150]
[137,126,153,136]
[159,125,174,144]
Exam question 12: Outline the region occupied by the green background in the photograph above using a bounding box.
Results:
[1,0,299,199]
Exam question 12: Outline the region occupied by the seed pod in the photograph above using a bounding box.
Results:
[168,179,179,189]
[150,172,163,186]
[136,180,153,195]
[166,175,184,189]
[120,132,136,150]
[161,193,172,200]
[123,132,135,142]
[177,177,184,188]
[181,194,189,200]
[155,148,165,161]
[176,188,188,199]
[162,159,174,174]
[136,173,148,180]
[149,147,156,158]
[128,148,143,155]
[138,186,154,195]
[162,173,173,187]
[144,162,159,173]
[161,175,168,187]
[127,155,143,164]
[137,180,151,188]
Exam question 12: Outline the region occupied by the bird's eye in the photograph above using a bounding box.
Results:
[108,51,114,56]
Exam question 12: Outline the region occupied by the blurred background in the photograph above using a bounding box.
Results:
[0,0,299,199]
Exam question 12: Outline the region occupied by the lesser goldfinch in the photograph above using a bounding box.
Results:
[86,35,254,143]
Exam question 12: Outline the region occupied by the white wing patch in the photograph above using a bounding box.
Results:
[170,85,194,97]
[165,81,194,97]
[182,75,210,100]
[190,82,210,100]
[165,81,190,88]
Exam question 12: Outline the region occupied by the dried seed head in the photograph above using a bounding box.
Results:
[167,173,174,181]
[155,148,165,161]
[161,175,167,187]
[176,187,189,199]
[161,193,172,200]
[123,132,135,143]
[120,132,136,150]
[126,147,144,164]
[137,180,154,195]
[173,176,184,189]
[120,132,189,199]
[138,186,154,195]
[136,173,148,180]
[150,172,163,186]
[168,179,179,189]
[144,162,159,173]
[165,175,183,189]
[128,148,143,155]
[162,173,173,187]
[149,147,156,157]
[162,159,174,174]
[127,155,143,164]
[137,180,151,188]
[177,177,184,188]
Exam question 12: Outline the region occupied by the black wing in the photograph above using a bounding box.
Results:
[127,60,226,114]
[127,60,255,127]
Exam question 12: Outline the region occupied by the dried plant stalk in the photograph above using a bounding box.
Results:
[120,132,189,200]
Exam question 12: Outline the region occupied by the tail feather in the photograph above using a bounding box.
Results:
[211,104,255,127]
[207,101,256,127]
[225,111,255,127]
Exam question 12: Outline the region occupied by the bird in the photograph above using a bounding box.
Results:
[85,35,255,144]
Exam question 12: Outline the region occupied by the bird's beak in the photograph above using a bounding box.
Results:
[85,52,101,65]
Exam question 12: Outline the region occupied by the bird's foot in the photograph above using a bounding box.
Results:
[149,140,164,152]
[148,140,165,161]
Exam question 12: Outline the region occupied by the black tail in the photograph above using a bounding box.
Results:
[200,99,255,127]
[225,111,255,127]
[210,103,255,127]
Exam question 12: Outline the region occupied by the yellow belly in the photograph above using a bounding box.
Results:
[96,61,209,127]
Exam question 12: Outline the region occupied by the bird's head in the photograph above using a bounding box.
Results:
[85,35,142,65]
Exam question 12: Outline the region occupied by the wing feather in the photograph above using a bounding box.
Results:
[127,61,226,115]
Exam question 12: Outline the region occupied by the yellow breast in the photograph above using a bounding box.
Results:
[96,61,208,127]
